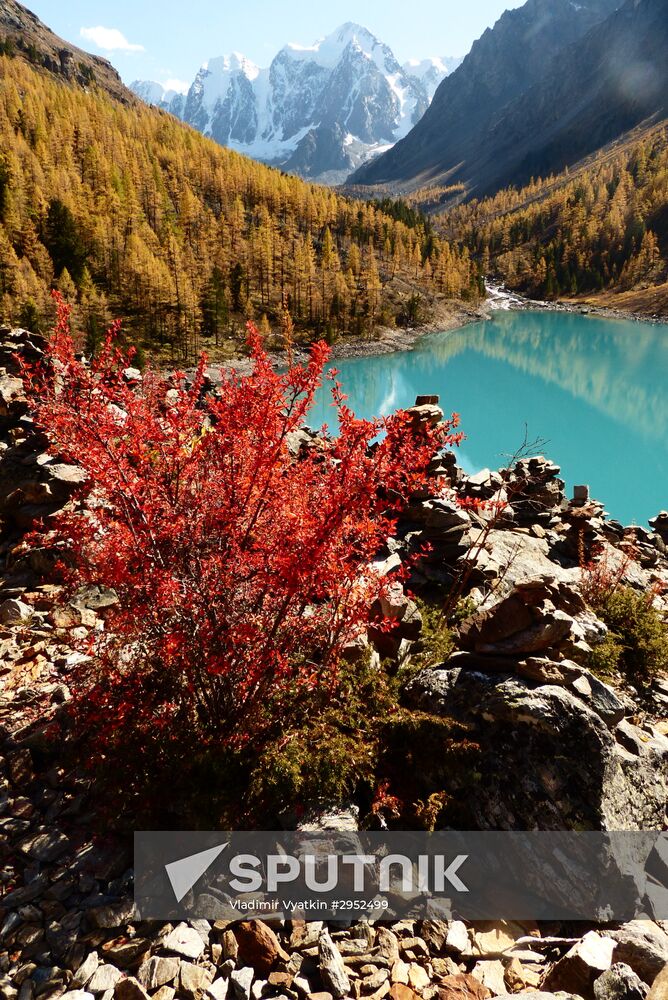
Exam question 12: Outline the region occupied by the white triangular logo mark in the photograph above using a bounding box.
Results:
[165,843,228,902]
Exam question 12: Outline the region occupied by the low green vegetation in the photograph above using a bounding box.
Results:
[407,596,456,671]
[589,587,668,688]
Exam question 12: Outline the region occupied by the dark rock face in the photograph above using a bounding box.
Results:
[406,665,668,830]
[209,73,258,146]
[0,0,135,104]
[0,328,86,540]
[351,0,667,197]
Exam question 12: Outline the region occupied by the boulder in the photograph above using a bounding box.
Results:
[608,922,668,983]
[136,957,179,990]
[504,456,566,524]
[234,920,288,975]
[0,598,34,625]
[456,577,596,659]
[647,964,668,1000]
[593,963,648,1000]
[406,402,444,428]
[162,923,206,960]
[542,931,616,997]
[406,667,667,829]
[648,512,668,545]
[465,532,579,597]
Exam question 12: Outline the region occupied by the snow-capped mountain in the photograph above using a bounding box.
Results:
[131,80,186,118]
[131,23,458,184]
[402,56,463,101]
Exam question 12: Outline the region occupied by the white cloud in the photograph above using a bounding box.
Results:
[163,78,189,95]
[80,26,145,53]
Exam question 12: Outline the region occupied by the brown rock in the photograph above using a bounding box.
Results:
[221,930,238,961]
[153,988,176,1000]
[472,924,523,958]
[369,984,391,1000]
[136,957,180,990]
[408,964,430,991]
[423,921,449,953]
[516,658,583,685]
[319,930,351,999]
[391,961,410,985]
[101,936,151,968]
[648,964,668,1000]
[268,971,293,989]
[503,958,541,992]
[8,748,34,786]
[234,920,288,974]
[437,973,491,1000]
[471,960,506,996]
[365,970,390,989]
[179,962,213,997]
[114,978,150,1000]
[389,987,420,1000]
[433,959,462,980]
[377,928,401,965]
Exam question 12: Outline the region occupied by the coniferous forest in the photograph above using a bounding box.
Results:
[0,54,481,361]
[445,124,668,304]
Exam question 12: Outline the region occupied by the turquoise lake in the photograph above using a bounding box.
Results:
[309,310,668,528]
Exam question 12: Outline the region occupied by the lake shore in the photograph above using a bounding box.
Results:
[205,284,668,379]
[206,298,486,378]
[485,281,668,326]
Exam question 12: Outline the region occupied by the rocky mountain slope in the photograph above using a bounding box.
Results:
[350,0,668,197]
[131,25,459,184]
[0,0,135,104]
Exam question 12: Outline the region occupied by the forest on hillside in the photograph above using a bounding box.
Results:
[0,55,480,361]
[443,126,668,301]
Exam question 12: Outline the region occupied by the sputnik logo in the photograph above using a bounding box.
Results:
[165,843,229,903]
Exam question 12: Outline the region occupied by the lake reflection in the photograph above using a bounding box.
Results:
[309,311,668,527]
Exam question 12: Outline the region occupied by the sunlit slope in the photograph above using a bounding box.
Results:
[0,52,479,359]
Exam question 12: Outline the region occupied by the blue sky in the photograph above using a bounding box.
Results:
[27,0,523,91]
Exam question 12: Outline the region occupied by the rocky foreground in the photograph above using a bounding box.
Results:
[1,326,668,1000]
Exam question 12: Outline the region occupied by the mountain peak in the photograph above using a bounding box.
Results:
[205,52,260,80]
[131,22,459,184]
[282,22,384,68]
[331,22,379,45]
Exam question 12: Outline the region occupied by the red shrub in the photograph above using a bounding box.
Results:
[24,293,462,760]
